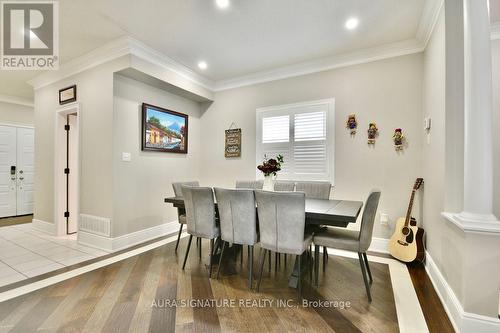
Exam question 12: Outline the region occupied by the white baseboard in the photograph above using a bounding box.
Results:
[369,237,390,254]
[78,220,179,252]
[31,219,56,235]
[425,251,500,333]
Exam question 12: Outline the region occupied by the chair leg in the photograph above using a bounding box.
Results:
[268,251,272,273]
[248,245,254,289]
[284,254,287,268]
[198,238,202,259]
[182,235,193,270]
[308,249,312,282]
[175,224,183,252]
[240,245,243,266]
[325,247,329,262]
[323,247,327,272]
[314,245,320,287]
[216,241,227,279]
[358,252,372,302]
[275,252,278,272]
[362,252,373,284]
[297,254,302,299]
[257,249,267,292]
[209,239,214,278]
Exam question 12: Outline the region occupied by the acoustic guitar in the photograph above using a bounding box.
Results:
[389,178,425,263]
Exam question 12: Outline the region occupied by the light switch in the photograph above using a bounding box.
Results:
[122,152,131,162]
[380,213,389,226]
[424,117,432,130]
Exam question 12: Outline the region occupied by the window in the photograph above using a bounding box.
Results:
[256,99,334,182]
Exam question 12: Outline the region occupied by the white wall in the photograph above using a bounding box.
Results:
[0,102,34,126]
[421,7,468,310]
[200,53,424,239]
[112,74,202,237]
[421,8,500,320]
[459,37,500,318]
[33,57,129,225]
[492,39,500,219]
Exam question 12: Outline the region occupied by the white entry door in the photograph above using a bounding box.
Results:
[0,126,17,217]
[16,128,35,215]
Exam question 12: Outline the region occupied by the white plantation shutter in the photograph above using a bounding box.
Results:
[256,99,334,182]
[294,111,326,141]
[294,110,327,176]
[262,115,289,143]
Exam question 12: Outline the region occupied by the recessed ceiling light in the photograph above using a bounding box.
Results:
[216,0,230,9]
[198,61,208,70]
[345,17,359,30]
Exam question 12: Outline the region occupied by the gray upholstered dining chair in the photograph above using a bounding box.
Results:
[181,186,220,278]
[295,181,332,266]
[295,181,331,199]
[254,190,312,298]
[273,180,295,192]
[235,180,264,190]
[312,190,381,302]
[214,188,258,289]
[172,181,199,252]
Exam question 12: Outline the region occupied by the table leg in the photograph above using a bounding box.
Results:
[212,241,242,277]
[288,253,307,288]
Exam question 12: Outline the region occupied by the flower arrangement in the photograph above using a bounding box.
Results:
[257,154,284,177]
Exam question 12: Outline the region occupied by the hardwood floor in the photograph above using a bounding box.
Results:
[0,215,32,228]
[407,262,455,333]
[0,238,399,333]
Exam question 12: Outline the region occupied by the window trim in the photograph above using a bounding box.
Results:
[255,98,335,184]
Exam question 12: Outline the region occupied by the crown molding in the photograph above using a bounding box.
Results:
[126,38,215,91]
[214,38,424,91]
[492,22,500,40]
[28,36,215,91]
[416,0,444,47]
[28,36,131,90]
[0,94,34,107]
[27,0,445,95]
[28,36,426,94]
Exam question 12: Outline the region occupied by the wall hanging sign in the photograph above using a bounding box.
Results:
[142,103,188,153]
[225,127,241,158]
[367,122,379,145]
[346,114,358,135]
[59,85,77,105]
[393,128,405,151]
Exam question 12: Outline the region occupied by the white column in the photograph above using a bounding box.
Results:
[458,0,497,222]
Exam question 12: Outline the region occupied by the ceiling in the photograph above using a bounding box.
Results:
[0,0,440,100]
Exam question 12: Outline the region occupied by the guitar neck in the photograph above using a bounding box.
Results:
[404,190,416,226]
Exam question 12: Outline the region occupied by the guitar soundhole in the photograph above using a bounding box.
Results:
[401,226,410,235]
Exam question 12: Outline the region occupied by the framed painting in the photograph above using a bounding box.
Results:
[142,103,188,153]
[59,85,77,105]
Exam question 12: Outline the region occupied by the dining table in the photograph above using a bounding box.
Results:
[164,195,363,288]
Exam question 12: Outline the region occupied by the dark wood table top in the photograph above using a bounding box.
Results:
[164,196,363,228]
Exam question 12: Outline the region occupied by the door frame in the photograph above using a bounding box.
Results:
[54,103,80,236]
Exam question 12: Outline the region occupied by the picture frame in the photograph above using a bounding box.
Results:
[225,128,241,157]
[59,85,77,105]
[141,103,188,153]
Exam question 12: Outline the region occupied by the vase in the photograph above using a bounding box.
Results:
[263,175,275,191]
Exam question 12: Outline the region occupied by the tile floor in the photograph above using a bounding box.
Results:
[0,223,109,287]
